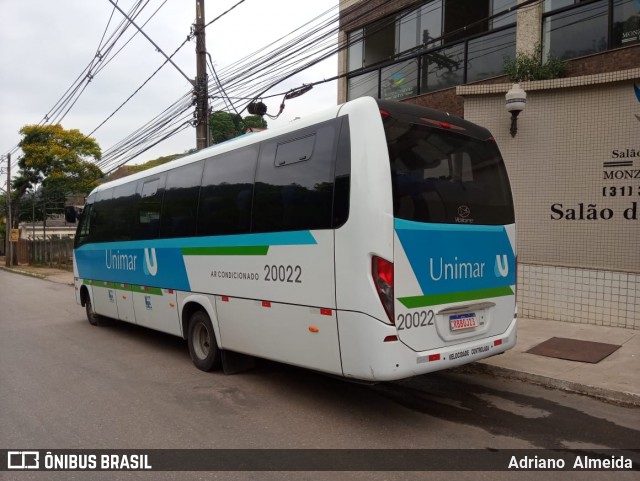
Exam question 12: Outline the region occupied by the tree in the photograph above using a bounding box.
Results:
[243,115,268,131]
[209,111,267,145]
[11,124,103,227]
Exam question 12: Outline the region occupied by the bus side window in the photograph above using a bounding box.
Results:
[197,146,258,236]
[274,134,316,167]
[136,175,166,240]
[111,182,138,241]
[333,117,351,228]
[74,203,93,248]
[90,189,114,243]
[252,120,339,233]
[160,163,204,239]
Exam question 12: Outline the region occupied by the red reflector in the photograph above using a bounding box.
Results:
[383,335,398,342]
[262,301,271,308]
[376,257,393,286]
[420,117,465,131]
[372,256,395,324]
[320,308,332,316]
[168,289,174,294]
[428,354,441,362]
[221,296,229,302]
[494,339,503,347]
[379,109,391,118]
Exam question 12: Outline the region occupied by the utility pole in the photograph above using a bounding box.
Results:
[194,0,209,149]
[5,152,12,267]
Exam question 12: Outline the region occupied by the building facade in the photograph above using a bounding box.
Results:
[339,0,640,329]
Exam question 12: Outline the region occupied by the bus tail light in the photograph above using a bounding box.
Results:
[372,256,394,324]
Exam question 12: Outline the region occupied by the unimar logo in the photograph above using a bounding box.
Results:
[429,253,509,281]
[495,254,509,278]
[105,248,158,277]
[143,248,158,276]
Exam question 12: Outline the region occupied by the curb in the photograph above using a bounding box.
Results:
[0,266,74,285]
[460,362,640,408]
[0,265,46,280]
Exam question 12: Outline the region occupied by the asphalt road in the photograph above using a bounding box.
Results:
[0,270,638,481]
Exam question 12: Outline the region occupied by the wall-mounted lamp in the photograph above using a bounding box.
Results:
[505,84,527,137]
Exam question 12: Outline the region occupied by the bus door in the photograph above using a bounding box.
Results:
[115,283,135,323]
[132,286,180,336]
[90,280,120,320]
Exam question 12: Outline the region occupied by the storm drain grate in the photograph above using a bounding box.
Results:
[526,337,621,363]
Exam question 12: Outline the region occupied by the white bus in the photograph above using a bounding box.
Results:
[73,96,517,381]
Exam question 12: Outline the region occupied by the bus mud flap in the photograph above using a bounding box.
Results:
[221,350,258,375]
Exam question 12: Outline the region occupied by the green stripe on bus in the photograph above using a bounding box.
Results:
[83,279,163,296]
[398,286,514,308]
[181,245,269,256]
[84,279,119,289]
[129,285,163,295]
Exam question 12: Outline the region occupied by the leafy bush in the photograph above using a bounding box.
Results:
[503,46,567,83]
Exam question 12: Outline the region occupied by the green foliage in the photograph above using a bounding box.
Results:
[127,153,186,173]
[209,111,268,145]
[243,115,268,130]
[503,46,567,83]
[16,124,103,198]
[104,149,197,181]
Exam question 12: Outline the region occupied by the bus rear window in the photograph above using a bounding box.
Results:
[385,120,514,225]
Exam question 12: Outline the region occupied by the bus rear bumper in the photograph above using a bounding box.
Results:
[338,312,517,382]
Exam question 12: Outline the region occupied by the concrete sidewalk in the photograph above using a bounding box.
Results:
[472,317,639,407]
[2,264,638,406]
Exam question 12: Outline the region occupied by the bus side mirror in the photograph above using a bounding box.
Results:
[65,206,77,223]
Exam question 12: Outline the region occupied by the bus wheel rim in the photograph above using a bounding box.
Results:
[194,323,210,360]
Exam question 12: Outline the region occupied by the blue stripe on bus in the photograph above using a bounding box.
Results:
[75,230,317,292]
[76,230,317,252]
[394,218,507,233]
[395,218,515,297]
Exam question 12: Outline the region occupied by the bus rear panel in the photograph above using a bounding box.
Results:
[335,98,517,380]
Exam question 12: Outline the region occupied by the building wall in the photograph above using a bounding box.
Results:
[458,68,640,329]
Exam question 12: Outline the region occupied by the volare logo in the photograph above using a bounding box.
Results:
[457,205,471,218]
[455,205,474,224]
[8,451,39,469]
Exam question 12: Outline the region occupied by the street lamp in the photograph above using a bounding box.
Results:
[505,84,527,137]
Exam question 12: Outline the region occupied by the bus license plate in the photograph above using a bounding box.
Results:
[450,313,478,331]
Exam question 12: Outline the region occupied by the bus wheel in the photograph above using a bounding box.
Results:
[187,310,221,372]
[85,295,101,326]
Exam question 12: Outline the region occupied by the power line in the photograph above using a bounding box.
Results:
[1,0,165,174]
[106,0,193,84]
[91,0,550,173]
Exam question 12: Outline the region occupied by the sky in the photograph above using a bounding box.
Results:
[0,0,339,179]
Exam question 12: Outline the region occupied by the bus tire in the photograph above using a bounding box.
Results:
[187,310,221,372]
[85,295,102,326]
